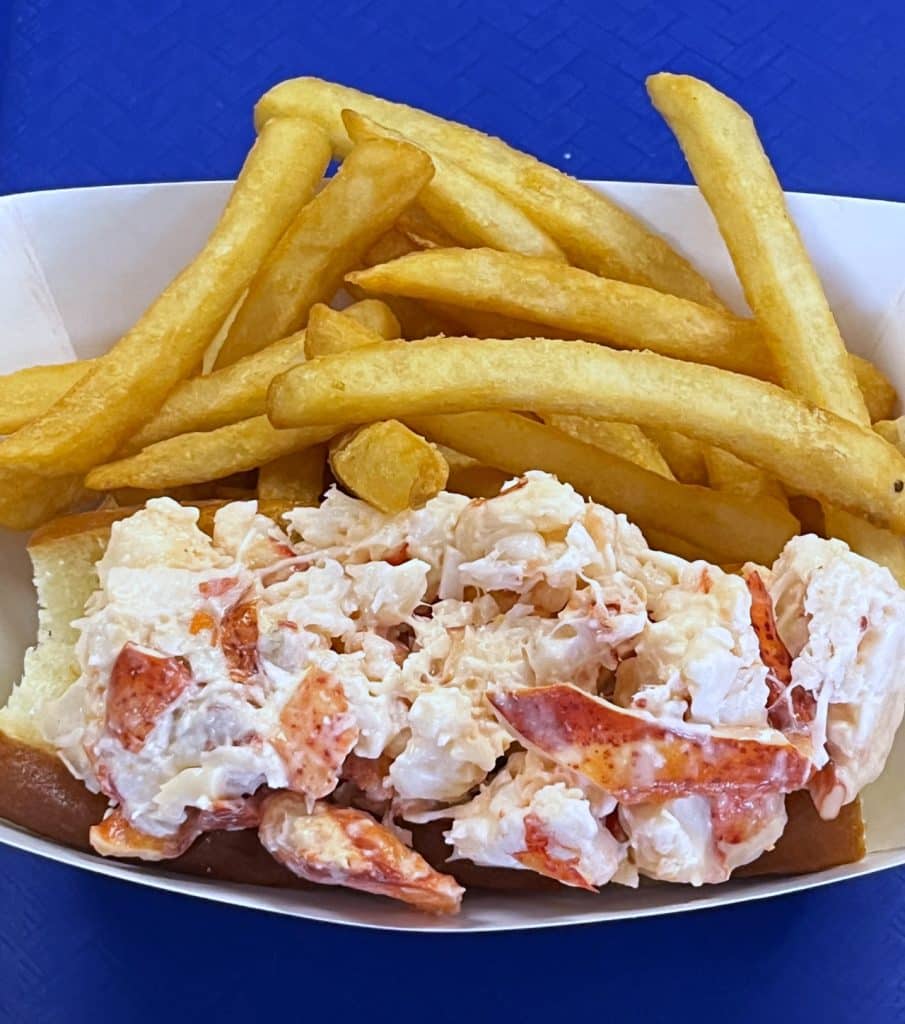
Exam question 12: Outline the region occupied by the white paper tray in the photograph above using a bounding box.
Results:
[2,179,905,931]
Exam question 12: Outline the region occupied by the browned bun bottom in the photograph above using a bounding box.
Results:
[0,731,866,891]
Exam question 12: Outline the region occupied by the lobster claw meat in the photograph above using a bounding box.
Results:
[488,683,812,803]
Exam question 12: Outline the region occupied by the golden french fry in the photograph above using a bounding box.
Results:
[129,328,306,448]
[395,206,460,249]
[348,248,756,369]
[345,286,458,340]
[330,420,449,513]
[542,414,673,478]
[649,74,866,424]
[347,248,879,395]
[0,118,331,477]
[641,429,708,485]
[704,447,785,503]
[0,469,83,530]
[642,528,721,564]
[256,78,724,307]
[445,463,509,499]
[0,360,95,435]
[649,75,905,581]
[343,108,566,262]
[214,138,433,367]
[857,360,897,423]
[875,419,905,448]
[128,298,398,450]
[305,304,392,359]
[340,297,401,339]
[258,447,326,505]
[406,411,796,565]
[363,228,421,267]
[420,301,554,341]
[268,337,905,531]
[85,417,336,492]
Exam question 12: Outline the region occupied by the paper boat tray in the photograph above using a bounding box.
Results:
[1,180,904,931]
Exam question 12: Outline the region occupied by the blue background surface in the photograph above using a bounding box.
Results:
[2,1,905,1020]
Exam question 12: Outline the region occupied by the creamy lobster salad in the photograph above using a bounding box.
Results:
[39,472,905,913]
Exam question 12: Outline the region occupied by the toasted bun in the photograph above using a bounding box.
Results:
[0,502,867,893]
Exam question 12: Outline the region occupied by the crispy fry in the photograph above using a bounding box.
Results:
[445,463,509,499]
[343,108,566,261]
[348,248,756,368]
[641,429,708,485]
[394,206,460,249]
[330,420,449,513]
[214,137,433,368]
[405,411,796,564]
[363,228,421,267]
[85,418,336,492]
[129,328,306,448]
[875,418,904,448]
[0,469,83,530]
[704,447,785,503]
[346,287,457,341]
[127,299,397,450]
[643,528,721,564]
[648,74,866,424]
[304,304,393,359]
[269,337,905,531]
[347,248,878,394]
[258,447,326,506]
[0,118,330,478]
[340,297,401,338]
[649,74,905,581]
[857,359,897,423]
[256,78,724,307]
[542,414,673,478]
[0,361,95,435]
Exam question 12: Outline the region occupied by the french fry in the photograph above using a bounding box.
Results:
[0,117,331,478]
[343,109,566,262]
[348,248,755,368]
[704,447,786,503]
[542,414,674,478]
[304,304,390,359]
[395,206,460,250]
[214,138,433,367]
[649,73,905,582]
[422,302,563,341]
[875,419,905,449]
[258,447,326,506]
[363,228,421,267]
[434,446,509,499]
[0,361,95,435]
[406,411,796,565]
[0,469,83,530]
[128,298,398,450]
[445,463,509,499]
[345,287,458,340]
[642,528,721,564]
[858,360,897,423]
[340,298,401,340]
[644,429,709,485]
[330,420,449,513]
[648,74,866,424]
[347,248,878,395]
[268,337,905,531]
[85,418,336,492]
[256,78,724,307]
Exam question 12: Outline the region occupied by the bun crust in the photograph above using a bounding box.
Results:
[0,731,865,891]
